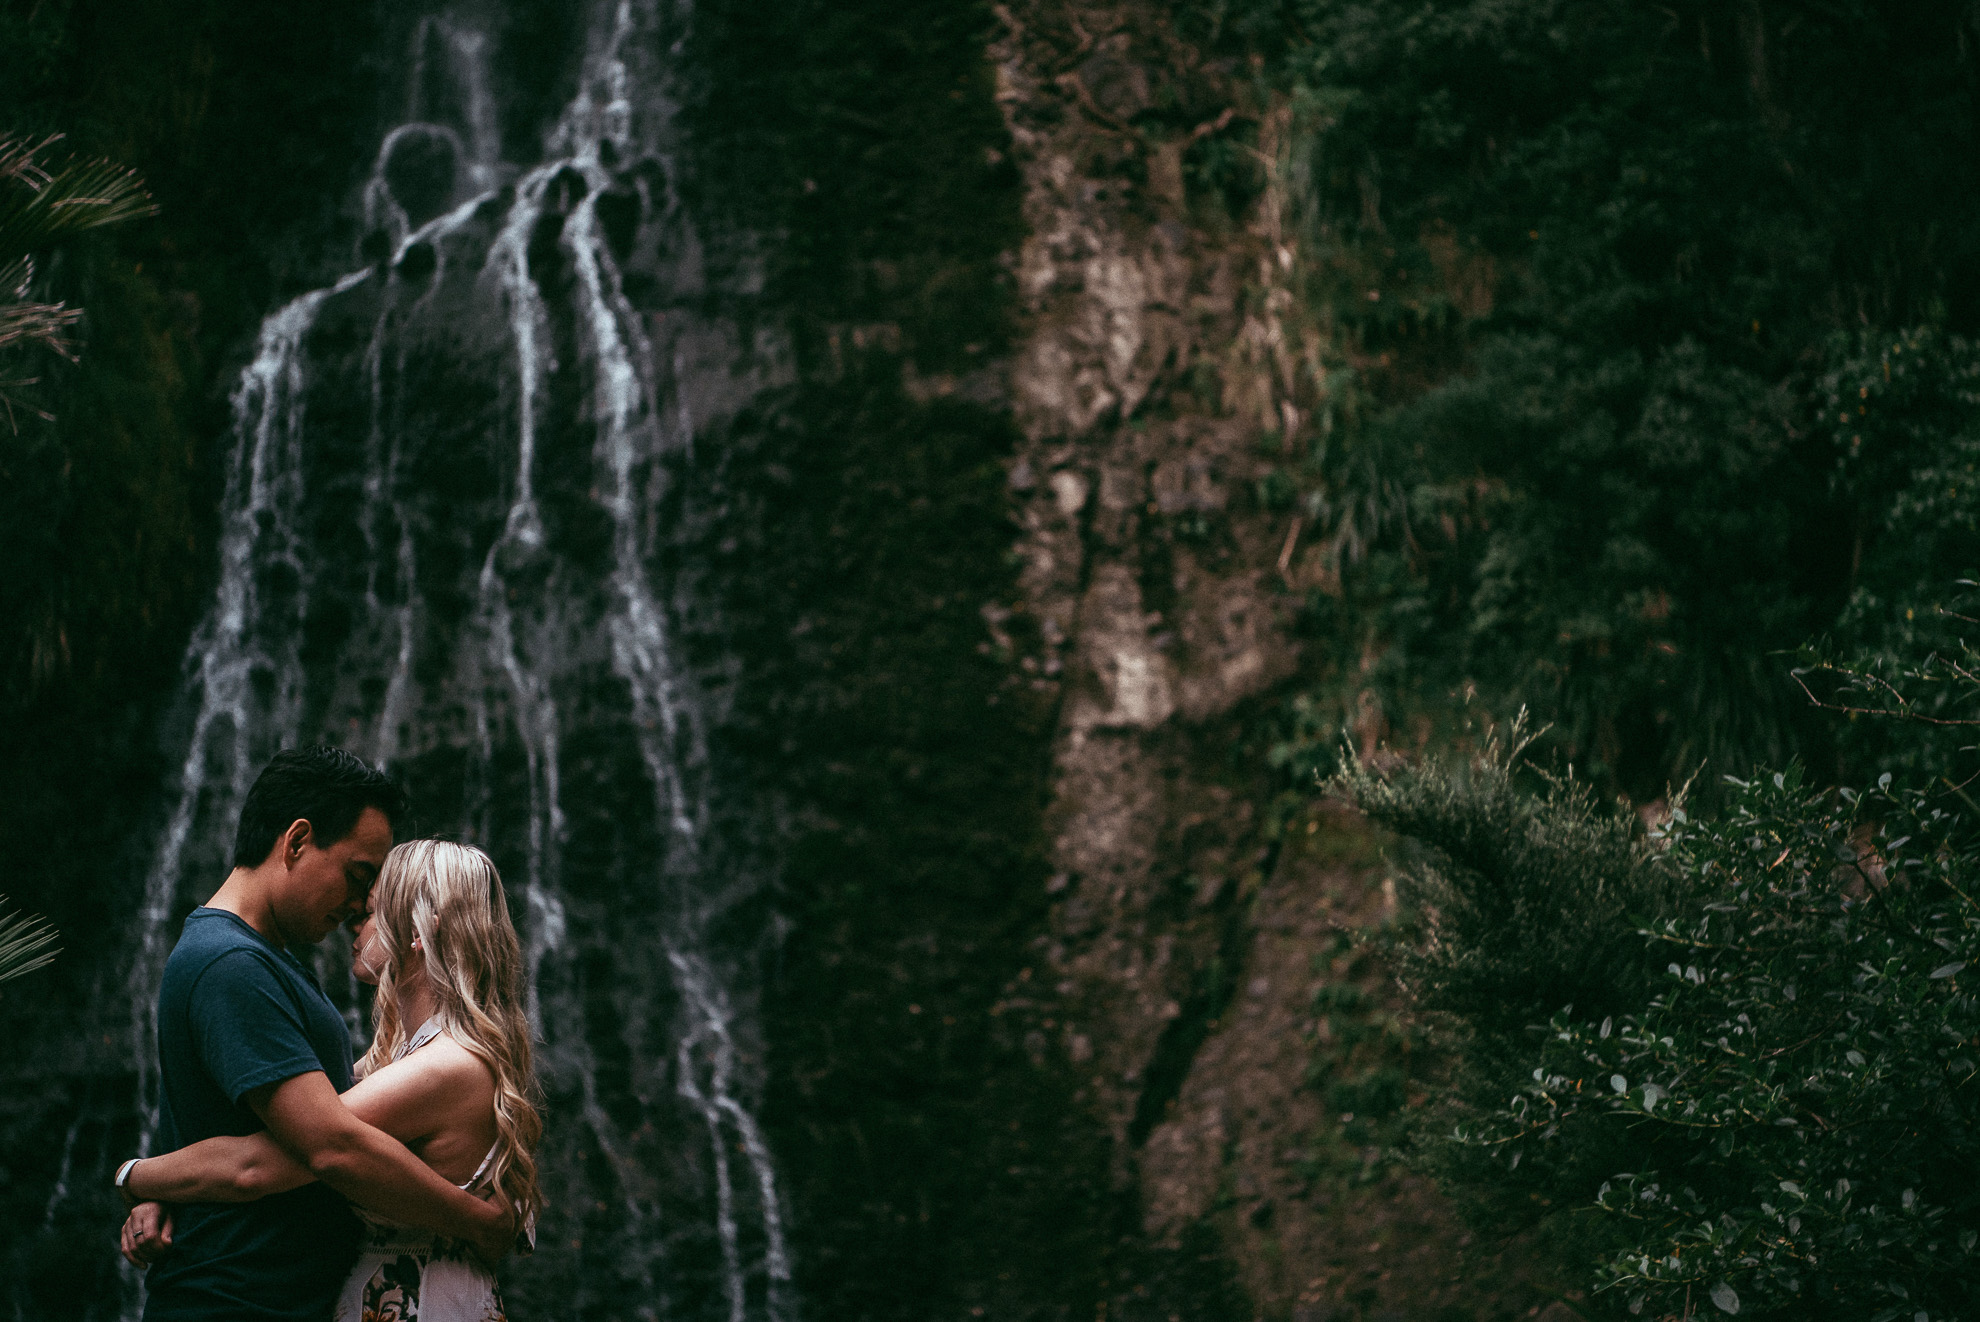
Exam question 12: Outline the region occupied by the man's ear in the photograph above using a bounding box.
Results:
[282,818,313,867]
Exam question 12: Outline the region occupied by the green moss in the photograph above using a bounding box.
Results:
[707,359,1123,1314]
[681,0,1146,1308]
[686,0,1022,372]
[681,0,1255,1302]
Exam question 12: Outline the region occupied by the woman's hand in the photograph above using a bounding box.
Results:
[118,1201,172,1268]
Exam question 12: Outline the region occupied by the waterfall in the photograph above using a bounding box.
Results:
[121,3,790,1317]
[127,266,372,1158]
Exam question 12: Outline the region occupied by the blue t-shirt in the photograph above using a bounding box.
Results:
[142,908,361,1321]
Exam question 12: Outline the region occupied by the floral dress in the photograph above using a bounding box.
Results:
[332,1018,516,1322]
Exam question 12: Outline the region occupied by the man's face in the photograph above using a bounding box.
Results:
[271,805,393,948]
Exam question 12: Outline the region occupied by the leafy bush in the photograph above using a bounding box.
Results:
[1336,736,1980,1319]
[1338,722,1677,1043]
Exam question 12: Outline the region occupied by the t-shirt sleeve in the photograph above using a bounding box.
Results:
[186,948,330,1105]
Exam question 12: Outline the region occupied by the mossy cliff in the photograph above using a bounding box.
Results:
[694,0,1564,1316]
[689,0,1253,1311]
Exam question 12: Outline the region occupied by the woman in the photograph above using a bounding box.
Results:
[120,839,542,1320]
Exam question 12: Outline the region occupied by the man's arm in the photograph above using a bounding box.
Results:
[125,1044,484,1205]
[124,1132,312,1204]
[248,1070,512,1263]
[119,1049,494,1264]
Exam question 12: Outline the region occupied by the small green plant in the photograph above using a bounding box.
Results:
[1300,931,1423,1183]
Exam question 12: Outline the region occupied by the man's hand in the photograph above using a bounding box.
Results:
[119,1201,172,1268]
[465,1190,518,1270]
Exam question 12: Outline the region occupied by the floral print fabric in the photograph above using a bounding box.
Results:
[341,1231,507,1322]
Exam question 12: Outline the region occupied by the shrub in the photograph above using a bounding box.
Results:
[1336,738,1980,1319]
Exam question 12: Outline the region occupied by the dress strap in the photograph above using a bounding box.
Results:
[396,1016,448,1061]
[464,1142,501,1190]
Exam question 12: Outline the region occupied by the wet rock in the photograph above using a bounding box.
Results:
[1077,52,1152,121]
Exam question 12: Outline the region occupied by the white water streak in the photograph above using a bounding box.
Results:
[557,7,789,1310]
[477,152,566,1023]
[39,1117,81,1231]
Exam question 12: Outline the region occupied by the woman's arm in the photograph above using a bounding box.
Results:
[123,1132,312,1203]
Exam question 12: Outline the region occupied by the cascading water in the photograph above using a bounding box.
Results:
[126,265,374,1158]
[120,4,790,1318]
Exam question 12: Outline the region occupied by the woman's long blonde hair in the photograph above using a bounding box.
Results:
[357,839,543,1224]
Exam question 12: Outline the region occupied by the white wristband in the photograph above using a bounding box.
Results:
[115,1157,143,1208]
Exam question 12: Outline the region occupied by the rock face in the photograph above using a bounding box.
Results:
[986,3,1555,1315]
[994,0,1287,1151]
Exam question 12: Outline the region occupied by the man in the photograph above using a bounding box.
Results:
[116,746,512,1319]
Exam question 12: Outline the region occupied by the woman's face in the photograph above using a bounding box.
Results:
[351,910,392,986]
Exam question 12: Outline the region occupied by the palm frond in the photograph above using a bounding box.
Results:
[0,895,59,989]
[0,136,156,428]
[0,296,83,357]
[0,135,57,189]
[0,135,156,259]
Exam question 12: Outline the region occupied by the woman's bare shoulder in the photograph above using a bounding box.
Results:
[343,1032,493,1142]
[417,1030,496,1081]
[366,1030,496,1096]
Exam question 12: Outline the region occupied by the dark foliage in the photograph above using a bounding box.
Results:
[1211,0,1980,798]
[1338,722,1678,1043]
[1335,722,1980,1318]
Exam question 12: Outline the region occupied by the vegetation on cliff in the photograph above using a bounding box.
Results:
[1187,0,1980,799]
[1182,1,1980,1313]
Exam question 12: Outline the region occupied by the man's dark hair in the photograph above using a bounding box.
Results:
[231,746,410,868]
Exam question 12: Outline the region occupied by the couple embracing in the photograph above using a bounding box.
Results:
[115,747,542,1321]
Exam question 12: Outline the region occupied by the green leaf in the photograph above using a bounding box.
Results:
[1710,1281,1739,1314]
